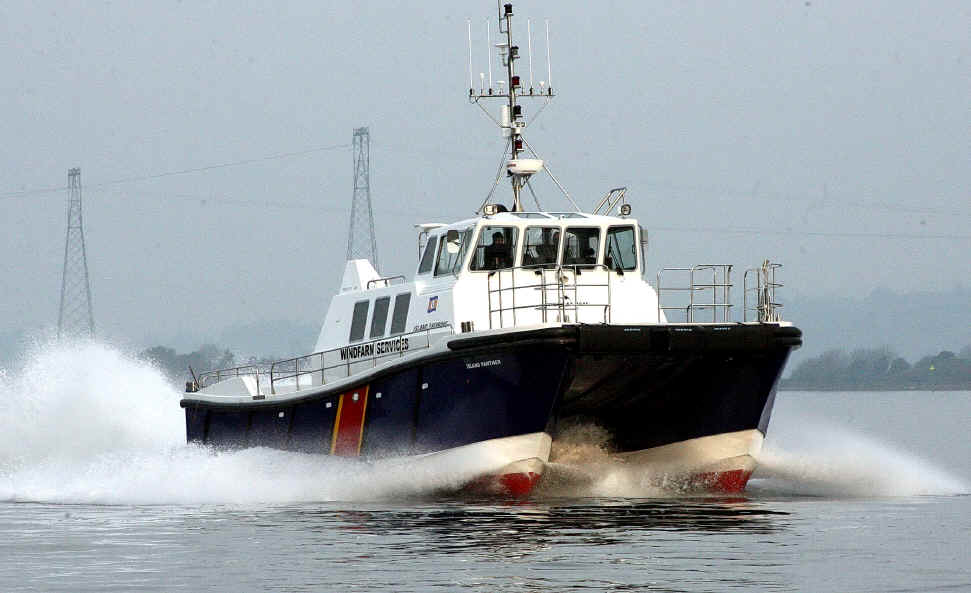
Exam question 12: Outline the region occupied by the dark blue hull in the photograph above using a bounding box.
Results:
[181,324,800,459]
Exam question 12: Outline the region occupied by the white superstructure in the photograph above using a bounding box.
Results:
[313,210,662,359]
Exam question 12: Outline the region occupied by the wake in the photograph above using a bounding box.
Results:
[0,340,473,504]
[749,422,968,498]
[1,340,966,504]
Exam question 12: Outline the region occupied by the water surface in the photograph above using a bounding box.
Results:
[1,343,968,591]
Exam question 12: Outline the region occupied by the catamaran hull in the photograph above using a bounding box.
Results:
[181,323,800,496]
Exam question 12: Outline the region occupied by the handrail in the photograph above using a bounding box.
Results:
[593,187,628,216]
[656,264,733,323]
[194,363,271,392]
[487,263,613,329]
[196,324,453,393]
[744,260,783,322]
[366,275,407,290]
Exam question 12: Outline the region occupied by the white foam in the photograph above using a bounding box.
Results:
[540,425,670,498]
[2,340,967,503]
[0,340,472,505]
[750,420,969,497]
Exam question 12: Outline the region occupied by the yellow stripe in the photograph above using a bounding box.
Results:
[355,386,369,456]
[329,394,344,455]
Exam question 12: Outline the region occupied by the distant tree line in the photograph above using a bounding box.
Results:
[138,344,237,385]
[782,345,971,390]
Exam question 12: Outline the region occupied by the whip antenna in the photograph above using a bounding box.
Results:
[467,3,562,212]
[467,19,474,92]
[527,19,534,90]
[546,20,552,91]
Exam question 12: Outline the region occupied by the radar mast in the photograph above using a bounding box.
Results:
[469,2,569,213]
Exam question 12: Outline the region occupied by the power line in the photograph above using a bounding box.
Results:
[651,225,971,241]
[88,186,970,241]
[0,143,350,200]
[1,141,966,223]
[637,179,971,218]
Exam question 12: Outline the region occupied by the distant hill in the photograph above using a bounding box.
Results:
[783,286,971,374]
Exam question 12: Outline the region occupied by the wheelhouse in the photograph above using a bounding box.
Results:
[415,212,646,278]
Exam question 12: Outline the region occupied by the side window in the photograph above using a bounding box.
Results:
[418,236,438,275]
[349,300,369,342]
[469,226,519,271]
[389,293,411,335]
[605,226,637,271]
[522,226,560,268]
[369,296,391,338]
[434,229,469,276]
[562,227,601,268]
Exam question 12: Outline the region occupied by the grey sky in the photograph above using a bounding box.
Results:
[1,1,968,349]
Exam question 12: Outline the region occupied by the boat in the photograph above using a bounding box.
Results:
[180,2,801,497]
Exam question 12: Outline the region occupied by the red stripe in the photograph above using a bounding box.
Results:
[332,387,368,456]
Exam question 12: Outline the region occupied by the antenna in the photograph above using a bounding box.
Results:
[486,19,493,90]
[467,19,474,92]
[546,20,552,91]
[527,19,534,90]
[467,2,558,213]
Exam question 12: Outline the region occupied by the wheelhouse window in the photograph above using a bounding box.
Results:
[389,293,411,335]
[522,226,560,268]
[469,226,519,271]
[369,296,390,338]
[435,228,471,276]
[349,300,369,342]
[561,227,601,268]
[605,226,637,271]
[418,236,438,275]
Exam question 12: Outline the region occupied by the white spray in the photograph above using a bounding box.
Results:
[0,340,535,504]
[1,341,966,503]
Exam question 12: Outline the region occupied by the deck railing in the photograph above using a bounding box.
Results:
[744,261,783,322]
[195,325,452,394]
[656,264,734,323]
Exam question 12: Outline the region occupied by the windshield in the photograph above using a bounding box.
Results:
[469,226,519,271]
[561,227,600,268]
[522,226,560,268]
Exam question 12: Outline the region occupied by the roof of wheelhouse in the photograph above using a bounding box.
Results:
[419,211,639,233]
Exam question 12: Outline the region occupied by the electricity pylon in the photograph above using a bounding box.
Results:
[345,127,379,271]
[57,167,95,339]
